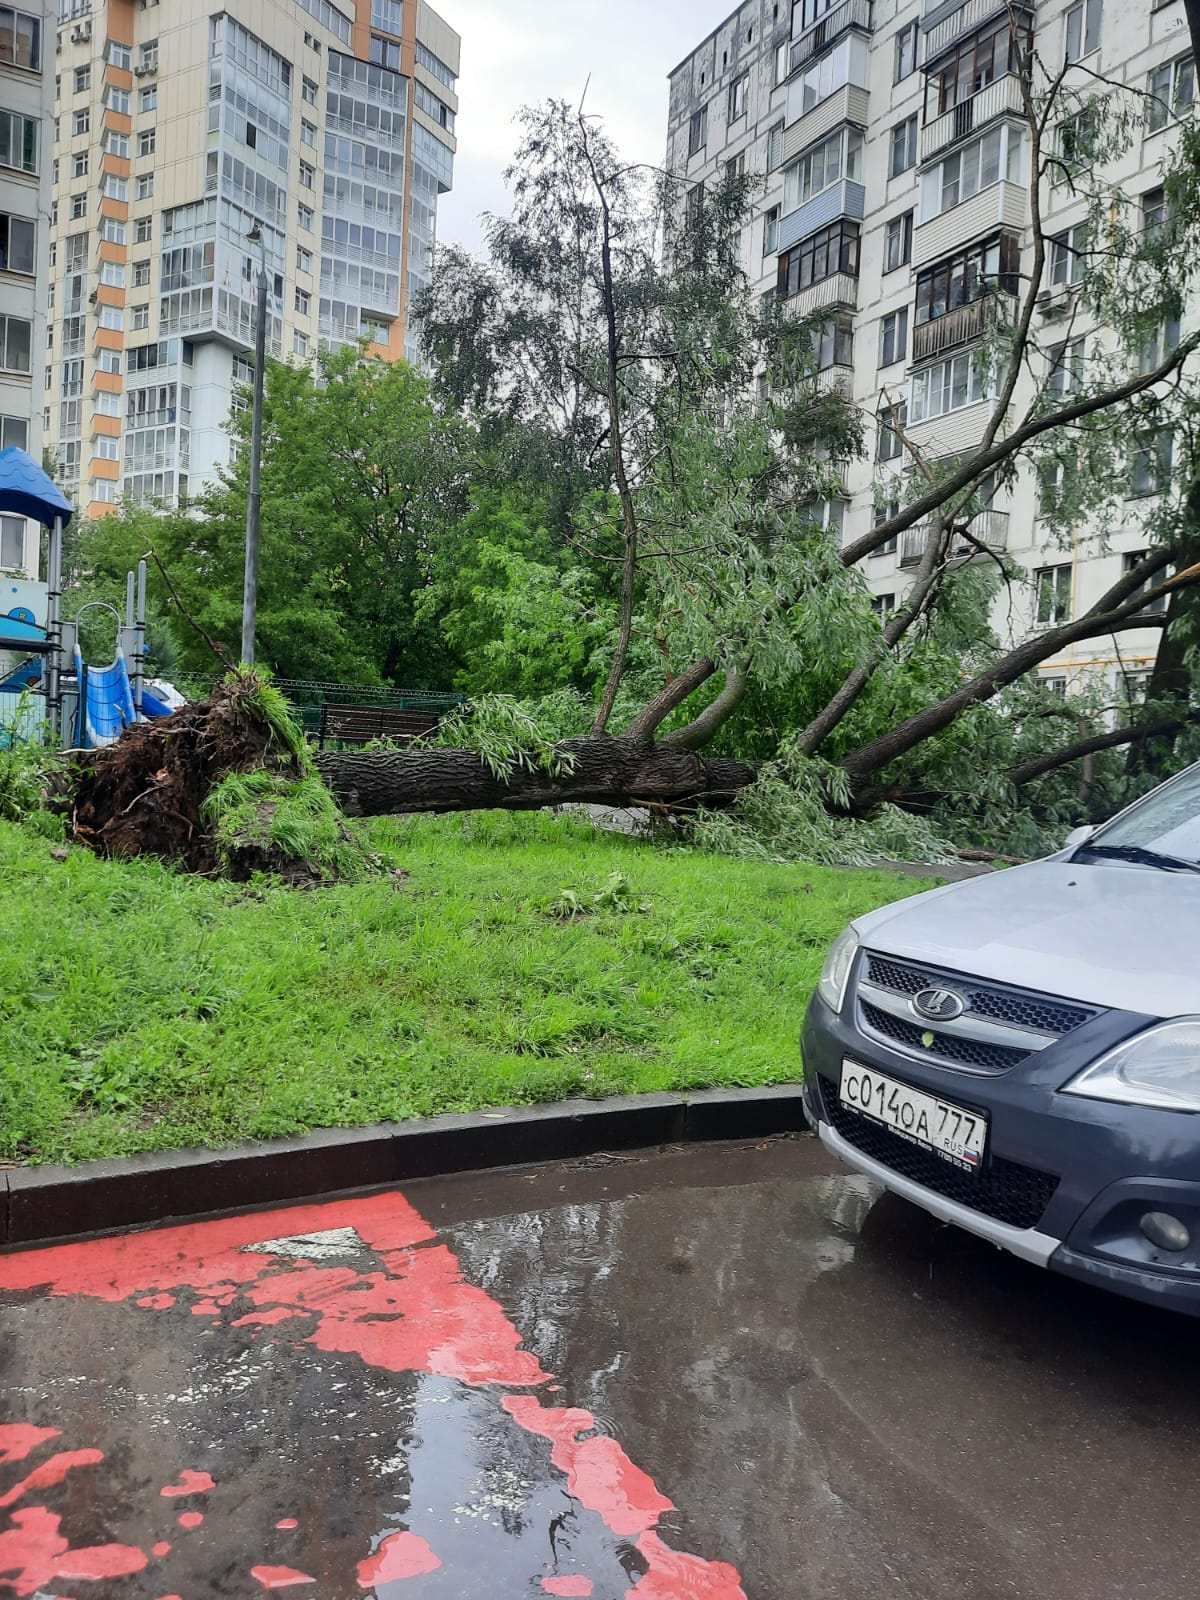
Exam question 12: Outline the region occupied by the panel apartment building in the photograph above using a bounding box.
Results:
[46,0,459,520]
[666,0,1193,699]
[1,1,55,580]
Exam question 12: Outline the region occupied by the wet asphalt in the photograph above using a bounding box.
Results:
[1,1133,1198,1599]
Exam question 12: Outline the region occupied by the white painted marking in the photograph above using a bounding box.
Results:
[240,1227,367,1260]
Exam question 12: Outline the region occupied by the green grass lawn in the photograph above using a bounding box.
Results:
[0,811,932,1165]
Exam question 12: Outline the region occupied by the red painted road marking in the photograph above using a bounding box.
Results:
[0,1451,104,1510]
[0,1192,748,1599]
[356,1531,441,1587]
[542,1578,595,1596]
[160,1469,215,1497]
[152,1541,171,1557]
[176,1512,203,1531]
[275,1519,299,1530]
[0,1505,148,1597]
[251,1564,316,1589]
[0,1429,60,1468]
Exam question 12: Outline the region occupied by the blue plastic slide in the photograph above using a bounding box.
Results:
[75,643,136,748]
[140,689,174,720]
[0,657,42,694]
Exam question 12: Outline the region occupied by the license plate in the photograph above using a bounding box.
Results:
[839,1060,986,1171]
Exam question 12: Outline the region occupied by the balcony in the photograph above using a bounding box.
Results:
[920,74,1026,163]
[912,297,992,362]
[781,271,859,318]
[922,0,1034,63]
[899,508,1009,566]
[778,179,865,252]
[791,0,873,71]
[913,179,1027,267]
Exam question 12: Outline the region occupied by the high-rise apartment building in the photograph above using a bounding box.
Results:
[667,0,1192,700]
[1,1,55,580]
[47,0,459,517]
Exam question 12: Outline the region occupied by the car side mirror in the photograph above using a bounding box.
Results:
[1063,824,1096,849]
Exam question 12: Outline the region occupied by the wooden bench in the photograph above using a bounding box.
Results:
[318,703,440,749]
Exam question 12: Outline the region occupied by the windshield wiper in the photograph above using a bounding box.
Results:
[1074,841,1200,875]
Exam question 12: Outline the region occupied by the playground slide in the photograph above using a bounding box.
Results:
[0,657,42,694]
[75,643,136,748]
[140,689,174,720]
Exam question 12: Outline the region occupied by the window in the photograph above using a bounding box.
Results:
[94,391,121,417]
[133,259,151,286]
[889,115,917,178]
[74,65,90,93]
[783,127,863,209]
[1049,222,1088,284]
[922,125,1021,218]
[0,110,38,174]
[107,40,132,70]
[910,350,987,421]
[0,515,23,571]
[884,211,913,271]
[99,305,124,331]
[1123,551,1170,615]
[71,151,87,178]
[297,203,314,234]
[132,304,149,329]
[688,104,708,156]
[0,7,41,71]
[72,108,89,136]
[105,86,130,114]
[297,245,313,273]
[725,151,746,184]
[302,75,318,106]
[811,312,854,369]
[1147,56,1195,132]
[1139,313,1181,374]
[877,403,906,462]
[136,173,154,200]
[295,286,311,315]
[767,119,784,169]
[70,193,87,220]
[763,204,780,255]
[871,497,900,554]
[684,182,705,228]
[0,316,31,373]
[0,414,27,450]
[932,21,1028,116]
[103,175,128,202]
[1036,565,1072,625]
[880,307,908,366]
[138,129,155,156]
[774,38,790,85]
[100,261,126,288]
[0,213,35,275]
[368,33,401,69]
[1130,430,1173,496]
[301,119,316,147]
[135,216,153,243]
[1056,106,1097,182]
[94,435,119,462]
[139,85,156,111]
[1048,336,1085,397]
[293,330,310,356]
[1042,675,1068,696]
[871,593,897,618]
[104,130,129,157]
[916,233,1020,323]
[777,220,860,296]
[139,40,158,71]
[371,0,404,30]
[92,481,119,505]
[97,349,121,373]
[299,161,315,189]
[895,21,918,81]
[729,71,749,122]
[1064,0,1101,61]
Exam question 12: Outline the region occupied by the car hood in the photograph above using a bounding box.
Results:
[853,857,1200,1018]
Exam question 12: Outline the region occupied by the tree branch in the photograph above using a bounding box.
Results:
[1011,711,1200,785]
[623,657,717,742]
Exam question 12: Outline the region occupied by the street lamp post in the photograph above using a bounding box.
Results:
[242,223,269,667]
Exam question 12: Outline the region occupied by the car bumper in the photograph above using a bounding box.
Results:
[802,987,1200,1317]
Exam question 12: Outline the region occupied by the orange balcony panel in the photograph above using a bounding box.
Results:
[101,154,131,179]
[102,112,133,137]
[104,66,134,91]
[91,414,122,437]
[93,371,124,395]
[98,240,127,265]
[87,501,120,519]
[90,457,121,482]
[96,284,126,308]
[95,327,124,350]
[107,0,135,47]
[99,199,130,224]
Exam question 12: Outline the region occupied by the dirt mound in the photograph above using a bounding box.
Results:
[64,676,302,876]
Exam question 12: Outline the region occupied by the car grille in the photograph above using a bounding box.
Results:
[820,1078,1059,1231]
[856,952,1100,1076]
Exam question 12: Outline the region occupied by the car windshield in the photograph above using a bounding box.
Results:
[1092,763,1200,864]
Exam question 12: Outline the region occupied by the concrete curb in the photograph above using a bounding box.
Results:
[1,1086,808,1249]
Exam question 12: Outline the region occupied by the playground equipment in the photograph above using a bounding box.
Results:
[0,448,175,747]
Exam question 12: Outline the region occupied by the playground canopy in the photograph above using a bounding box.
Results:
[0,447,74,527]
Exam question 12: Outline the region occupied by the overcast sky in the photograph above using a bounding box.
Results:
[435,0,738,255]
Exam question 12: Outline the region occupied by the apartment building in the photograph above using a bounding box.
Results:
[1,1,55,581]
[47,0,459,517]
[666,0,1194,701]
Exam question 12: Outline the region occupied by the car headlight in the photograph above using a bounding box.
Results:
[817,927,859,1015]
[1062,1019,1200,1111]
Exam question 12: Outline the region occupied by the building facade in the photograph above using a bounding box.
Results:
[1,0,55,581]
[47,0,459,518]
[666,0,1193,701]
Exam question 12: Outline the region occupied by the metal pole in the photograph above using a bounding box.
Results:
[133,558,147,715]
[241,263,268,667]
[46,515,62,739]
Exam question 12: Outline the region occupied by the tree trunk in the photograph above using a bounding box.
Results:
[313,737,755,816]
